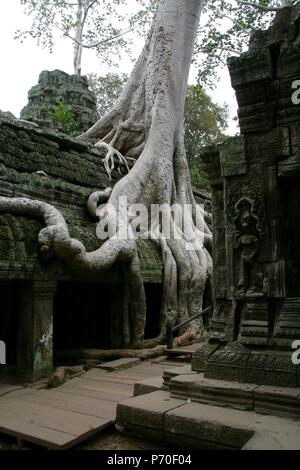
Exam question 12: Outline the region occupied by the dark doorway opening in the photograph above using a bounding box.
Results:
[203,280,213,329]
[53,282,111,360]
[0,282,21,374]
[281,182,300,296]
[144,283,162,340]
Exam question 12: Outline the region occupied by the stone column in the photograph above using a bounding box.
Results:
[17,280,57,382]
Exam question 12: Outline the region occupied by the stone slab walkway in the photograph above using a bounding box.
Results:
[0,358,184,449]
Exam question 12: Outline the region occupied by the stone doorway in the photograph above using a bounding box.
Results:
[53,282,112,360]
[144,283,162,340]
[0,281,21,376]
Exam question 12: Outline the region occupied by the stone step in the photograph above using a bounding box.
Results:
[116,390,300,450]
[166,342,206,362]
[98,358,141,372]
[166,348,194,358]
[169,373,300,418]
[163,365,198,386]
[133,376,165,397]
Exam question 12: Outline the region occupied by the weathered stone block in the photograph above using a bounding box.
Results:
[133,376,164,397]
[204,344,250,383]
[254,384,300,418]
[246,351,297,388]
[270,298,300,349]
[220,136,247,177]
[238,301,269,347]
[191,343,220,373]
[116,390,184,441]
[20,70,99,134]
[165,402,254,450]
[163,364,197,386]
[169,373,256,411]
[99,357,141,372]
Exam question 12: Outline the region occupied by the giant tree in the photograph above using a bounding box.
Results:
[3,0,296,352]
[4,0,211,350]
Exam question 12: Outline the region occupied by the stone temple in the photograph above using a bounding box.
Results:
[0,117,210,383]
[0,3,300,451]
[194,4,300,388]
[115,5,300,449]
[20,69,99,133]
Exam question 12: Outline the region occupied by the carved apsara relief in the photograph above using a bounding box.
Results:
[234,197,262,295]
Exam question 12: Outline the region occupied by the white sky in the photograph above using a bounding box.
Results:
[0,0,239,135]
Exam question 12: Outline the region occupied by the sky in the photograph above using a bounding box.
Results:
[0,0,239,135]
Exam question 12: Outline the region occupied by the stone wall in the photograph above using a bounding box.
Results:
[20,70,99,133]
[0,118,163,284]
[193,5,300,388]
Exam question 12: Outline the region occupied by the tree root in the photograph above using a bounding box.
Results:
[48,365,85,388]
[95,141,129,179]
[87,187,112,219]
[56,346,166,362]
[0,0,213,353]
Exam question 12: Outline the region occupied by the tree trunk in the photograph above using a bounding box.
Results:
[0,0,212,349]
[79,0,212,346]
[73,0,83,75]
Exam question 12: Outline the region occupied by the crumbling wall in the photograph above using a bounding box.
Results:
[20,70,99,133]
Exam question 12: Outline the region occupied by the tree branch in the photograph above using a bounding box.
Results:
[83,26,136,48]
[196,46,240,55]
[235,0,281,11]
[84,0,99,16]
[82,0,99,25]
[56,21,136,49]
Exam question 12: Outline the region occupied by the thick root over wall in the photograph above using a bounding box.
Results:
[0,0,212,351]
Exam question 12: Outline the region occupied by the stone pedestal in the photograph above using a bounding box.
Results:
[17,281,57,382]
[270,298,300,349]
[238,300,269,346]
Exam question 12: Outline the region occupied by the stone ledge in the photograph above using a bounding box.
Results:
[163,365,198,386]
[254,384,300,418]
[98,358,141,372]
[169,373,256,411]
[116,390,300,450]
[116,391,185,444]
[133,376,165,397]
[165,402,254,449]
[168,373,300,418]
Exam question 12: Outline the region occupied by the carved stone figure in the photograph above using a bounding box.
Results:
[234,198,260,295]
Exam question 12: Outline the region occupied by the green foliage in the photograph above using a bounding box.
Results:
[15,0,152,72]
[131,0,295,87]
[87,72,128,117]
[184,85,228,189]
[16,0,295,84]
[195,0,280,87]
[189,167,212,192]
[48,99,77,134]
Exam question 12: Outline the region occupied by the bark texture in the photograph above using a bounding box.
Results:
[0,0,212,350]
